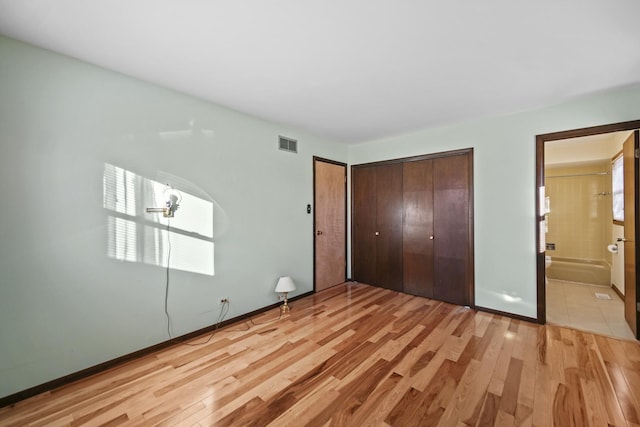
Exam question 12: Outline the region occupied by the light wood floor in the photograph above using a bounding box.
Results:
[1,283,640,426]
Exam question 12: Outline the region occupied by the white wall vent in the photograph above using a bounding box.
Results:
[278,136,298,153]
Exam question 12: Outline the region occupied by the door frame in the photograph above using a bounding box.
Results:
[313,156,348,292]
[535,119,640,333]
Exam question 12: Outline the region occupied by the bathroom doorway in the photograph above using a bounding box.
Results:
[536,120,640,340]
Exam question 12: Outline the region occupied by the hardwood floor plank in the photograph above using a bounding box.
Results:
[622,366,640,414]
[29,413,74,427]
[606,360,640,424]
[347,372,405,426]
[500,357,524,416]
[513,403,533,427]
[215,395,265,426]
[516,323,537,414]
[575,330,597,382]
[150,400,206,427]
[327,358,396,425]
[1,283,638,427]
[580,376,612,427]
[99,413,131,426]
[477,392,501,427]
[487,322,517,397]
[587,346,627,426]
[494,409,515,427]
[532,327,556,427]
[450,309,474,338]
[547,325,567,384]
[267,376,342,426]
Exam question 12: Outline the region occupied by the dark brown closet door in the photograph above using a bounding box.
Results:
[375,163,403,291]
[352,163,403,290]
[352,166,378,286]
[433,153,472,306]
[403,159,434,298]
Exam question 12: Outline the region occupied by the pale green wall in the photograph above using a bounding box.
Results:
[0,36,347,399]
[348,83,640,319]
[3,32,640,401]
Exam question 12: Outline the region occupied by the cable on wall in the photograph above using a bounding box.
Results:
[161,215,232,346]
[165,220,173,339]
[184,300,230,346]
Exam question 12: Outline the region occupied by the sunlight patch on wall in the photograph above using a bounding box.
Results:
[107,217,137,262]
[103,164,214,276]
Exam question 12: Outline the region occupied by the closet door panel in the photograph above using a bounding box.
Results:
[433,154,471,306]
[403,159,434,298]
[352,166,377,285]
[375,163,404,291]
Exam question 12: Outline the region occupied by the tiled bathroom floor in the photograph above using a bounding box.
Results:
[546,278,636,340]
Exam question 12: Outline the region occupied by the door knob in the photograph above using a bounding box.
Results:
[316,230,323,236]
[429,235,434,240]
[375,231,380,236]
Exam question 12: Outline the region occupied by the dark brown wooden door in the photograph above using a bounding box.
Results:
[401,152,473,304]
[403,159,435,298]
[352,166,378,286]
[375,163,403,291]
[433,153,473,306]
[352,163,403,291]
[623,131,639,338]
[314,158,347,292]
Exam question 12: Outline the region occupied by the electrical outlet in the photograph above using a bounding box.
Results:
[220,298,229,304]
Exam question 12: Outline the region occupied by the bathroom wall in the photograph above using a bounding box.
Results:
[545,161,612,262]
[611,225,625,294]
[609,133,627,295]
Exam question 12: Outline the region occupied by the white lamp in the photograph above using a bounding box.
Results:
[275,276,296,312]
[146,185,182,218]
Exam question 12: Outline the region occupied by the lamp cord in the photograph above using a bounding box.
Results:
[248,309,283,326]
[162,219,282,343]
[165,220,172,339]
[184,300,230,345]
[162,218,232,346]
[186,301,284,339]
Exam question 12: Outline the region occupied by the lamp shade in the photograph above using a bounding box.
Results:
[163,186,182,205]
[275,276,296,293]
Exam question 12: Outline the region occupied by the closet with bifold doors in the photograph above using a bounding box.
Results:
[351,148,474,307]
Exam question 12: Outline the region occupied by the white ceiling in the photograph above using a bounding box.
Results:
[1,1,639,143]
[546,131,631,166]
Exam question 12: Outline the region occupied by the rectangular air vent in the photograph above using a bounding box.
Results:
[279,136,298,153]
